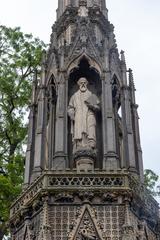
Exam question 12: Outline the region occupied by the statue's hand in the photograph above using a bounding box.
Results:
[87,104,95,111]
[68,108,75,121]
[70,113,75,121]
[92,104,100,112]
[69,112,75,121]
[86,102,100,112]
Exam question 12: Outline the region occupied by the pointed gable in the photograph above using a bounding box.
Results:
[68,205,103,240]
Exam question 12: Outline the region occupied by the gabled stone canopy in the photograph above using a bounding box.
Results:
[68,205,103,240]
[24,0,144,184]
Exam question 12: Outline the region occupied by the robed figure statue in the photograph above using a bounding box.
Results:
[68,78,100,153]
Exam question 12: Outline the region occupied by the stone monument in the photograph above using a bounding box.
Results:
[68,77,100,171]
[10,0,160,239]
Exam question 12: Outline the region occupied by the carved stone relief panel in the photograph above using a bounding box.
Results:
[48,205,125,240]
[95,206,125,239]
[72,210,101,240]
[49,206,77,240]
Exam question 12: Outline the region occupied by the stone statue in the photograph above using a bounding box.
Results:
[68,78,100,152]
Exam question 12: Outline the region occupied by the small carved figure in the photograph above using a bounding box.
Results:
[68,78,100,152]
[80,229,97,240]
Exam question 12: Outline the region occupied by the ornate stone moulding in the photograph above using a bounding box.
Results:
[10,173,159,237]
[10,172,158,222]
[10,172,128,218]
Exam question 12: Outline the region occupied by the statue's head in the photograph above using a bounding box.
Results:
[77,77,88,92]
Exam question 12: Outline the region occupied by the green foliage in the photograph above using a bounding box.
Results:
[144,169,159,194]
[0,25,45,238]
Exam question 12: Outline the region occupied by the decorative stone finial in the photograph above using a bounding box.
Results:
[128,68,135,89]
[79,0,87,6]
[120,50,126,63]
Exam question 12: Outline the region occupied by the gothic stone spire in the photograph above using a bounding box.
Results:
[10,1,160,240]
[57,0,107,19]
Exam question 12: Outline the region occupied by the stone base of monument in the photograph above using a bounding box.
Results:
[73,149,96,172]
[76,157,94,172]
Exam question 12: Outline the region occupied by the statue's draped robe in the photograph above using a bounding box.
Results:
[68,90,98,143]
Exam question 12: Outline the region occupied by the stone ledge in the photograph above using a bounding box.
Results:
[10,171,159,227]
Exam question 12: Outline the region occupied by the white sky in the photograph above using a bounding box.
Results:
[0,0,160,175]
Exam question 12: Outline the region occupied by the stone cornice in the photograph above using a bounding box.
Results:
[10,171,159,227]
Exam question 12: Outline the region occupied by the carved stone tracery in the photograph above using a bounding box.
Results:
[68,205,103,240]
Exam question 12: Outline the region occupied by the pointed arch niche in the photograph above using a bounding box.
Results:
[111,74,123,167]
[67,56,103,169]
[46,74,57,169]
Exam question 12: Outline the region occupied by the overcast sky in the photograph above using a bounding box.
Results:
[0,0,160,176]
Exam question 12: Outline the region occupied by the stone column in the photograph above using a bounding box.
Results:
[102,44,118,170]
[103,70,118,170]
[33,86,47,173]
[133,104,144,182]
[133,105,144,180]
[32,54,47,178]
[47,96,56,170]
[120,51,136,171]
[24,77,37,186]
[129,69,144,181]
[24,107,35,186]
[53,73,66,169]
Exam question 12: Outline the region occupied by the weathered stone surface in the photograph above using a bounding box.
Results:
[10,0,160,239]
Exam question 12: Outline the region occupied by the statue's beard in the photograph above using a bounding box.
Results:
[80,85,87,92]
